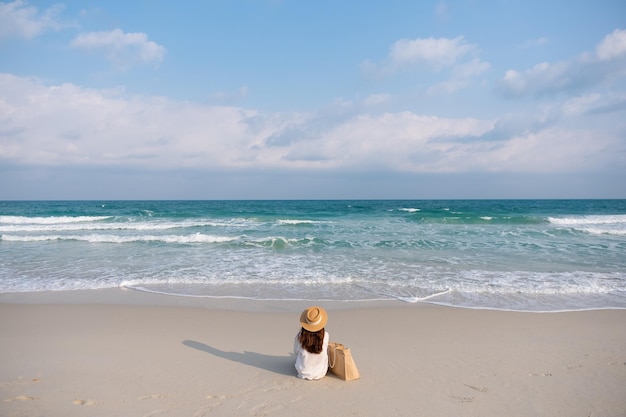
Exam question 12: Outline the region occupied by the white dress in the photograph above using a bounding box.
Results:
[294,331,330,380]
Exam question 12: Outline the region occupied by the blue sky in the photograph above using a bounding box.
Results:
[1,0,625,199]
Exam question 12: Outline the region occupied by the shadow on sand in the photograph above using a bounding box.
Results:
[183,340,295,376]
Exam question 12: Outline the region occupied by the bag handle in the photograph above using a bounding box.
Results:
[328,343,336,369]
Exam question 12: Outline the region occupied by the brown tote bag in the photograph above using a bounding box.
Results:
[327,342,360,381]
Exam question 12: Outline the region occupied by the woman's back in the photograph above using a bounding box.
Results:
[294,306,330,380]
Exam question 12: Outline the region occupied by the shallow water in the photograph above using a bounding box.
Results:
[1,200,625,311]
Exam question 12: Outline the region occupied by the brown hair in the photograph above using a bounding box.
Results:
[298,327,325,354]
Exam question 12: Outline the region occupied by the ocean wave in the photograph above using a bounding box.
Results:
[579,228,626,236]
[0,232,343,248]
[276,219,327,226]
[398,208,421,213]
[402,214,545,225]
[0,219,243,233]
[121,274,360,288]
[548,214,626,235]
[452,270,626,294]
[241,235,333,249]
[2,200,624,311]
[0,215,111,224]
[0,233,239,244]
[548,214,626,225]
[117,270,626,311]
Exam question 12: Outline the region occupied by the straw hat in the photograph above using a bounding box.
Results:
[299,306,328,332]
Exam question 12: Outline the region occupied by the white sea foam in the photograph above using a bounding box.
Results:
[277,219,322,225]
[0,233,238,244]
[0,215,111,224]
[121,274,358,288]
[548,214,626,235]
[399,208,420,213]
[548,214,626,225]
[365,287,452,303]
[454,270,625,295]
[0,220,239,233]
[242,235,322,248]
[581,228,626,236]
[121,285,388,302]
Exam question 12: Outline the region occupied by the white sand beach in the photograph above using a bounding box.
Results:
[1,289,625,417]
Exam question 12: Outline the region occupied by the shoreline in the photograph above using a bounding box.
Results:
[1,287,625,314]
[2,289,626,416]
[0,288,407,312]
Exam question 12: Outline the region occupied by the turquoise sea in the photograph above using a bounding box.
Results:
[1,200,625,311]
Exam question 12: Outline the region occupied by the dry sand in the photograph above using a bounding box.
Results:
[1,289,625,417]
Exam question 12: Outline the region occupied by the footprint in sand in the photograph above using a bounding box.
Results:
[73,399,96,406]
[5,395,37,402]
[206,394,229,400]
[192,394,231,415]
[464,384,490,393]
[250,402,285,416]
[451,394,474,403]
[138,394,166,400]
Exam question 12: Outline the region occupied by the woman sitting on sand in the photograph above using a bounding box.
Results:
[294,306,329,380]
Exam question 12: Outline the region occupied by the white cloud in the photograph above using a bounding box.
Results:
[0,0,67,39]
[389,36,475,71]
[498,28,626,97]
[596,28,626,61]
[428,58,491,94]
[0,73,254,168]
[363,35,478,77]
[478,127,617,173]
[290,112,494,171]
[363,35,488,94]
[499,61,573,96]
[71,28,166,68]
[1,73,622,176]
